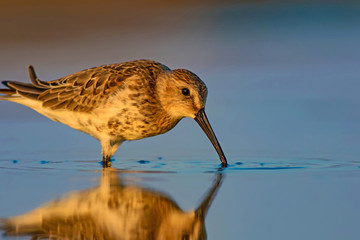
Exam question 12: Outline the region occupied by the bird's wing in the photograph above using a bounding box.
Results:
[1,60,169,112]
[37,65,129,112]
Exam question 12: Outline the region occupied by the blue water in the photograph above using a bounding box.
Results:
[1,1,360,239]
[0,151,359,240]
[1,120,359,240]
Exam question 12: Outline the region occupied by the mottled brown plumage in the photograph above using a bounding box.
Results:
[0,59,227,167]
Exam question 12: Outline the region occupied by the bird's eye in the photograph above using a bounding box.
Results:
[182,88,190,96]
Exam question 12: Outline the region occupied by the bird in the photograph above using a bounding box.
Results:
[0,168,224,239]
[0,59,227,167]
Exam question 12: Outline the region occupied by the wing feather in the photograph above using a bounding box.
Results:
[2,60,170,112]
[37,67,130,112]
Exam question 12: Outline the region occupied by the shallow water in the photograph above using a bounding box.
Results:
[1,159,360,240]
[0,120,359,239]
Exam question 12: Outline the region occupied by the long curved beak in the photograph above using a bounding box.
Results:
[194,109,228,167]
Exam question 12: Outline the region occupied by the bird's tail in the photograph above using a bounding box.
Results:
[0,88,15,95]
[0,65,47,101]
[0,82,16,100]
[0,79,16,98]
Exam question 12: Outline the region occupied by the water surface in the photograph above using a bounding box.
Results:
[0,123,359,239]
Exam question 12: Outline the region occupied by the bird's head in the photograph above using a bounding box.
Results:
[156,69,207,119]
[156,69,227,167]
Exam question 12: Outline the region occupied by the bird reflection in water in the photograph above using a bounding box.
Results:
[1,169,223,240]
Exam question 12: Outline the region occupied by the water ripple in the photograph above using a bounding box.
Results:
[0,156,359,173]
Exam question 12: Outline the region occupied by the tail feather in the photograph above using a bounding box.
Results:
[0,65,48,100]
[2,81,44,100]
[0,81,16,99]
[27,65,49,88]
[4,81,44,94]
[0,88,15,95]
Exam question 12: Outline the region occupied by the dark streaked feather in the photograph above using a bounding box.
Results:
[18,92,41,100]
[36,60,169,112]
[49,100,71,110]
[1,60,170,112]
[43,98,65,108]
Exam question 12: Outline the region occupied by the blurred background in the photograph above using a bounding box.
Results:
[0,0,359,161]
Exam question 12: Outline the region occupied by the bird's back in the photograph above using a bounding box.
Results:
[0,59,170,112]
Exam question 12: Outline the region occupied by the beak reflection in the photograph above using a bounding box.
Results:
[195,108,228,167]
[1,169,224,240]
[195,173,224,220]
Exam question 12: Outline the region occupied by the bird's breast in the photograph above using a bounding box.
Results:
[88,81,181,141]
[104,107,179,141]
[99,95,179,141]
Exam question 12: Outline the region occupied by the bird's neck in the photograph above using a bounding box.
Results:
[154,110,182,135]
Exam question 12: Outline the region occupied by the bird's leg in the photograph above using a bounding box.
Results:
[101,140,113,168]
[101,139,123,168]
[102,155,112,168]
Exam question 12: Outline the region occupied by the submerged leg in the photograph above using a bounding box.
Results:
[101,139,123,168]
[102,155,112,168]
